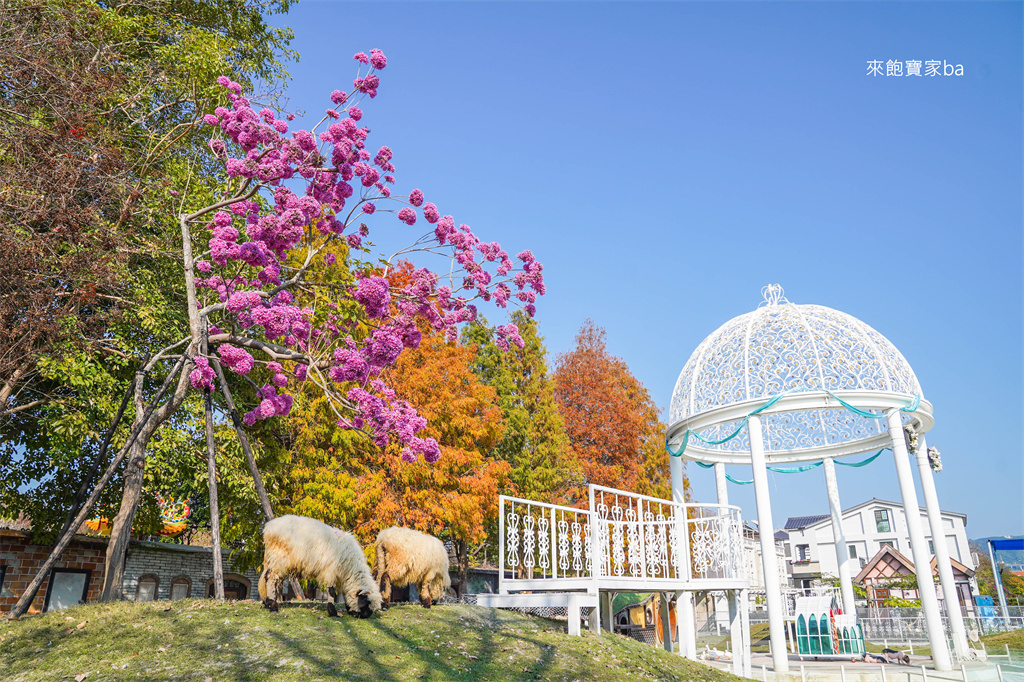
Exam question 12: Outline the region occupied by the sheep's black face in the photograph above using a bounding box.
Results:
[354,591,373,619]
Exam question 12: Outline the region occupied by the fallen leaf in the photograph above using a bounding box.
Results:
[75,675,87,682]
[76,622,87,629]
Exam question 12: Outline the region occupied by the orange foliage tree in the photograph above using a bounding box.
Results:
[552,320,681,504]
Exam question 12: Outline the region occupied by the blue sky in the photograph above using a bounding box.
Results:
[270,1,1022,541]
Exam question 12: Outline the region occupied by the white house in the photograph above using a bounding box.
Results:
[743,520,791,595]
[782,498,974,591]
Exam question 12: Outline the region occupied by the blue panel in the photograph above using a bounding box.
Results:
[820,615,832,654]
[797,614,809,655]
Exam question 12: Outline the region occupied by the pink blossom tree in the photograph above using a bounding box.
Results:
[9,50,543,617]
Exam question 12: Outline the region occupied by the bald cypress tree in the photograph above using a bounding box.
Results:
[464,311,575,503]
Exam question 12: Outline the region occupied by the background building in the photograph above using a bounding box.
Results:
[782,498,975,593]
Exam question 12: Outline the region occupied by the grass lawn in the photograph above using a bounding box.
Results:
[698,622,773,653]
[979,628,1024,653]
[0,599,745,682]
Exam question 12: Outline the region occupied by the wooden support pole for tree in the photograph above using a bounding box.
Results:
[210,356,303,601]
[203,327,225,600]
[6,354,188,619]
[211,357,274,520]
[57,360,146,541]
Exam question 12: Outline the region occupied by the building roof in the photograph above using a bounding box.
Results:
[784,498,967,531]
[784,515,829,530]
[854,544,915,583]
[854,544,975,584]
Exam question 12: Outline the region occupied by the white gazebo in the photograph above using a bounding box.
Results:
[666,285,967,671]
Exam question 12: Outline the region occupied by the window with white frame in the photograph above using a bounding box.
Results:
[848,545,858,559]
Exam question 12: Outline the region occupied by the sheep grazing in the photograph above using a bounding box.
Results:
[258,515,382,618]
[373,526,452,609]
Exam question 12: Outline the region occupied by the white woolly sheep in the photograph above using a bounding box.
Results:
[257,514,382,618]
[373,526,452,609]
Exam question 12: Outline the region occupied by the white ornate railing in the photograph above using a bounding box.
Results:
[685,503,745,581]
[499,496,594,592]
[590,486,688,583]
[498,487,746,594]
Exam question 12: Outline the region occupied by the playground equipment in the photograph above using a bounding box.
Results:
[793,594,865,657]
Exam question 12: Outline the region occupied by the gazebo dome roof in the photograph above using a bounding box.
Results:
[667,285,926,462]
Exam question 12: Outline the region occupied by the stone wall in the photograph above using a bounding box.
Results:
[122,540,260,601]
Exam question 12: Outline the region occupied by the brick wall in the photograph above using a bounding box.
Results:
[0,531,108,615]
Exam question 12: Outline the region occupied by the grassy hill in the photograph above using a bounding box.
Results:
[0,599,744,682]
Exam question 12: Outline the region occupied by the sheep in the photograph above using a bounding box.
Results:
[257,514,382,618]
[372,526,452,609]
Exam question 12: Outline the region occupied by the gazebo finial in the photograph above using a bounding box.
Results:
[760,283,785,307]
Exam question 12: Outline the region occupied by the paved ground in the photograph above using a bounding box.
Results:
[698,651,1023,682]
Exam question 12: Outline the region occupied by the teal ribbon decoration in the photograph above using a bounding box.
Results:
[714,450,889,485]
[666,391,920,458]
[834,449,885,467]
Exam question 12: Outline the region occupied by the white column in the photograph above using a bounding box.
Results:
[740,588,752,678]
[886,409,952,671]
[715,462,729,506]
[671,453,697,659]
[676,590,698,660]
[671,452,687,505]
[988,541,1011,618]
[601,592,613,632]
[748,414,789,672]
[916,435,969,660]
[823,458,856,614]
[730,590,744,677]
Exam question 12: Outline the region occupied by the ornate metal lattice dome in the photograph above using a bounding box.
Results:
[666,285,932,463]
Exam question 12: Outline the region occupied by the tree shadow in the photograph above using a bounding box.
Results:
[359,605,561,681]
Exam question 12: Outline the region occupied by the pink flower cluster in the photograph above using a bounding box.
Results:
[193,50,545,462]
[242,384,294,426]
[189,356,215,390]
[347,381,439,463]
[495,324,525,352]
[218,344,255,375]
